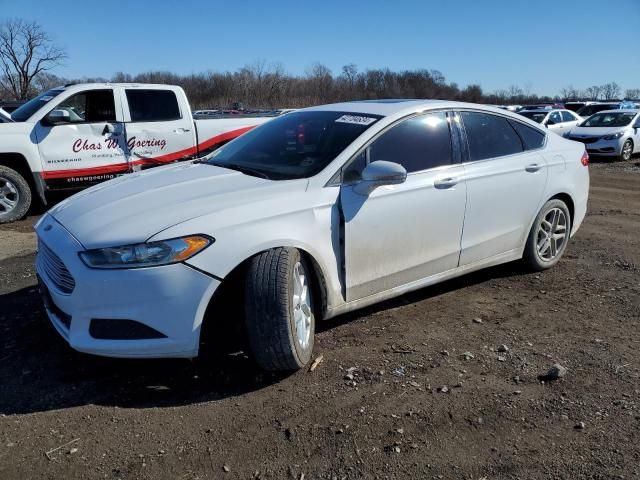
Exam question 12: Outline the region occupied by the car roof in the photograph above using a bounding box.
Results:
[304,99,515,117]
[597,109,639,114]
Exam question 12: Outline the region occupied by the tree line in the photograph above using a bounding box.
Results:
[1,20,639,109]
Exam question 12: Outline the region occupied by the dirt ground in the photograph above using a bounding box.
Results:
[1,158,639,480]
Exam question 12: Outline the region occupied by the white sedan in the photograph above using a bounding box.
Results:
[518,108,582,135]
[35,100,590,371]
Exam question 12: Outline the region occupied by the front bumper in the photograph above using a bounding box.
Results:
[569,136,624,156]
[35,216,220,358]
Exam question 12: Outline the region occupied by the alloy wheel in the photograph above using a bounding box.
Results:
[536,207,567,262]
[292,261,312,350]
[0,176,19,215]
[622,140,633,161]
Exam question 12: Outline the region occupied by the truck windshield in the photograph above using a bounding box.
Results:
[10,88,65,122]
[205,111,382,180]
[581,112,636,128]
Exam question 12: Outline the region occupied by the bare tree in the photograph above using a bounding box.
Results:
[624,88,640,99]
[585,85,601,100]
[601,82,621,100]
[0,19,66,100]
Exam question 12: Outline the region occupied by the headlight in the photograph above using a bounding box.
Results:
[79,235,213,269]
[602,132,624,140]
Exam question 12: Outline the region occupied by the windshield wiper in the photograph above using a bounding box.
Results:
[207,161,271,179]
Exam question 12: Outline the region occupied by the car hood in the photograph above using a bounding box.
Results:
[48,162,307,249]
[568,126,626,136]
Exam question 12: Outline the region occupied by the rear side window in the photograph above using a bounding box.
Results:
[460,112,523,161]
[369,112,453,173]
[509,120,546,150]
[561,111,576,122]
[126,89,181,122]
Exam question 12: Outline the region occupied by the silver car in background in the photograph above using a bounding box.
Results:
[565,110,640,161]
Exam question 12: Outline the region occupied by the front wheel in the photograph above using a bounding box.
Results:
[244,247,315,371]
[621,139,633,161]
[523,199,571,271]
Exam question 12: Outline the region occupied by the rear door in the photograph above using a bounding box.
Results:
[121,88,197,170]
[545,111,566,135]
[457,111,548,265]
[34,88,128,189]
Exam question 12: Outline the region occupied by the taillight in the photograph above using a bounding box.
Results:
[580,150,589,166]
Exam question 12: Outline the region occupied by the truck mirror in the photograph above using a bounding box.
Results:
[43,109,71,126]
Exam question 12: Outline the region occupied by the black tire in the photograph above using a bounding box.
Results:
[621,139,633,161]
[523,199,571,271]
[244,247,315,371]
[0,165,31,224]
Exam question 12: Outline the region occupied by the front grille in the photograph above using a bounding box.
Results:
[569,136,600,144]
[37,240,76,294]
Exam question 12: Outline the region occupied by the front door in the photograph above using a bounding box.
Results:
[340,111,467,301]
[121,88,196,169]
[35,89,128,189]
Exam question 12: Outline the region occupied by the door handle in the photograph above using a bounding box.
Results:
[434,177,458,189]
[173,128,191,133]
[525,163,541,173]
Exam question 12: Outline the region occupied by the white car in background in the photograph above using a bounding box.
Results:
[518,108,582,135]
[565,110,640,161]
[36,100,590,371]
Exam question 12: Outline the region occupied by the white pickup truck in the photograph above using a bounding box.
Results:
[0,83,277,223]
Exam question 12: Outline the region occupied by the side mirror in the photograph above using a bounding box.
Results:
[42,109,70,126]
[354,160,407,195]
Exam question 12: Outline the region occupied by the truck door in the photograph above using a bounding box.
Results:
[34,88,128,189]
[121,88,197,170]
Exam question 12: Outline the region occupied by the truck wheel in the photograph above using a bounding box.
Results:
[244,247,315,371]
[523,199,571,271]
[0,165,31,224]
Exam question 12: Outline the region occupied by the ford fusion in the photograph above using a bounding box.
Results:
[565,110,640,161]
[36,101,590,371]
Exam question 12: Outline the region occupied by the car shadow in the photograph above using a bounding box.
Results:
[0,261,530,415]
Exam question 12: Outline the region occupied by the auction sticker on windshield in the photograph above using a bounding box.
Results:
[335,115,378,125]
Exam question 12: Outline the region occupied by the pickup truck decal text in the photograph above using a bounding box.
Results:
[72,137,167,153]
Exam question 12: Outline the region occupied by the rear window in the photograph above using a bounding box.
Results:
[509,120,546,150]
[126,89,181,122]
[461,111,523,161]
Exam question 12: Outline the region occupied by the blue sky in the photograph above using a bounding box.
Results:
[1,0,639,96]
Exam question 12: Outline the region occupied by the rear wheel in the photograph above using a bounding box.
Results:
[621,139,633,161]
[0,165,31,224]
[523,199,571,271]
[244,247,315,371]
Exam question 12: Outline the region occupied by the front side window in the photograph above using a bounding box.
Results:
[126,89,181,122]
[548,111,562,124]
[367,112,453,173]
[52,90,116,123]
[206,111,382,180]
[460,111,523,161]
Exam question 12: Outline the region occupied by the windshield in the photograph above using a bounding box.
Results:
[205,110,382,180]
[575,104,617,118]
[518,111,548,123]
[581,112,636,128]
[10,88,65,122]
